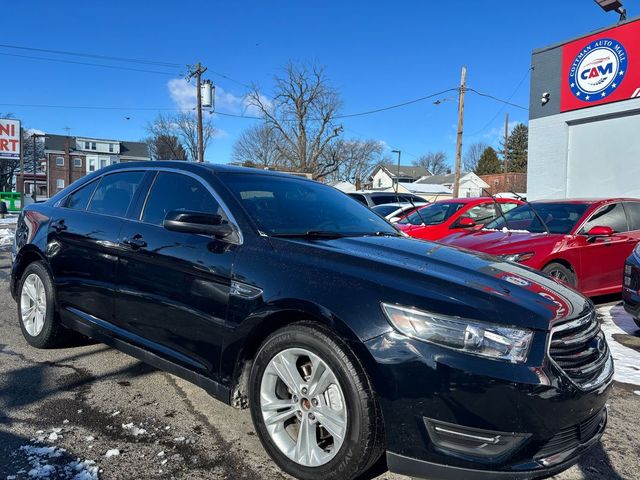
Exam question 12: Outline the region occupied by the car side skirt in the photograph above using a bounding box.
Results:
[61,307,231,405]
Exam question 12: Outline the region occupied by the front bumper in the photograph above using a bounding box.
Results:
[363,331,612,479]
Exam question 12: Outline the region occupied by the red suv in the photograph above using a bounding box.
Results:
[396,197,522,241]
[440,198,640,296]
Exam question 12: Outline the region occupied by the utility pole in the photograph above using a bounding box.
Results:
[392,150,401,193]
[503,112,509,173]
[186,62,208,163]
[453,66,466,198]
[19,127,24,209]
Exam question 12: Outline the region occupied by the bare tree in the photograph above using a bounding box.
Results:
[231,124,286,169]
[413,151,449,176]
[322,139,384,185]
[246,62,343,179]
[463,142,488,173]
[146,133,188,160]
[146,112,214,162]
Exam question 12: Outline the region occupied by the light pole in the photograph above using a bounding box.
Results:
[392,149,401,193]
[594,0,626,21]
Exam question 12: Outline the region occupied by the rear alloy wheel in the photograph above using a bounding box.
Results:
[543,262,577,288]
[17,262,66,348]
[249,323,384,480]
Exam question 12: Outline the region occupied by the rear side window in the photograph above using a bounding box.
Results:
[142,172,221,226]
[348,194,367,205]
[87,171,144,217]
[65,179,99,211]
[464,203,496,223]
[624,202,640,231]
[581,203,628,233]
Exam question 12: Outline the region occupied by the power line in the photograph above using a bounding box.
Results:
[0,52,180,76]
[466,88,528,110]
[0,43,181,67]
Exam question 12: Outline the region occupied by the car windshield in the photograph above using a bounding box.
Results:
[372,205,403,217]
[220,173,399,236]
[483,203,589,234]
[398,202,465,226]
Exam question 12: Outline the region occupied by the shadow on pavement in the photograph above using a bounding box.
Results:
[575,441,624,479]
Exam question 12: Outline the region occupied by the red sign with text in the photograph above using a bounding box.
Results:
[0,119,21,160]
[561,19,640,112]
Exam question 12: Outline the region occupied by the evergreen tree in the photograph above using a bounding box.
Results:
[475,147,502,175]
[505,123,528,172]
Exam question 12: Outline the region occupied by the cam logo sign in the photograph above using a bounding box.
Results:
[0,119,21,160]
[561,20,640,112]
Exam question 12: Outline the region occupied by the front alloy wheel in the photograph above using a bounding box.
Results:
[260,348,347,467]
[249,322,384,480]
[20,273,47,337]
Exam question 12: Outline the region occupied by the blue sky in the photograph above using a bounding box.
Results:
[2,1,634,167]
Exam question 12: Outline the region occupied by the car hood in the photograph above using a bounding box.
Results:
[274,235,590,331]
[440,229,562,254]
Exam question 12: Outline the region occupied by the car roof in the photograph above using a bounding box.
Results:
[350,191,421,197]
[104,160,316,180]
[373,202,426,208]
[430,197,520,205]
[530,198,640,205]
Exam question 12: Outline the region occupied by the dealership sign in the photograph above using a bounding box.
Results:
[0,118,21,160]
[561,20,640,112]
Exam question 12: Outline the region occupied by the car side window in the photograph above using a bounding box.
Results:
[464,204,496,223]
[141,172,222,226]
[500,202,520,213]
[580,203,628,233]
[65,179,99,211]
[348,194,367,205]
[624,202,640,231]
[87,171,145,217]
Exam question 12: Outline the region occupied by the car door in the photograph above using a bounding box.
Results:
[577,202,633,292]
[115,170,239,378]
[48,171,145,324]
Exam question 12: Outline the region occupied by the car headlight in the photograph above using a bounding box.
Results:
[499,252,535,263]
[381,303,533,363]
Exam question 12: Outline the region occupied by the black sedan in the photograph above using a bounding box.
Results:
[11,161,612,480]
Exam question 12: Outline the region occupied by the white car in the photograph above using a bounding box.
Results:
[371,202,429,223]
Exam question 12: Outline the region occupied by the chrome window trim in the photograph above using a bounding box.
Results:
[54,166,244,245]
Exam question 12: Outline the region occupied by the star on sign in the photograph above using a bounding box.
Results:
[601,92,607,97]
[571,83,575,88]
[576,91,581,96]
[619,70,625,76]
[585,95,590,100]
[612,83,617,88]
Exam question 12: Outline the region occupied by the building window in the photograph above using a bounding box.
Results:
[56,179,65,190]
[100,158,107,169]
[56,157,64,166]
[91,142,97,150]
[73,158,82,168]
[109,143,114,153]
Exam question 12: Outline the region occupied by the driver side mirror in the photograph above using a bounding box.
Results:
[456,217,476,228]
[164,210,233,238]
[586,225,613,242]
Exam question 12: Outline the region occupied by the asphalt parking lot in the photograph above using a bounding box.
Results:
[0,240,639,479]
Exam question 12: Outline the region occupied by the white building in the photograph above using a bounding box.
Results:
[413,172,489,198]
[369,164,431,190]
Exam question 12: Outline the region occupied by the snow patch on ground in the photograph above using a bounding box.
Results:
[0,215,18,224]
[16,444,98,479]
[121,423,146,436]
[0,228,14,246]
[598,304,640,386]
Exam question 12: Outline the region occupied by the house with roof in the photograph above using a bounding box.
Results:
[414,172,489,198]
[41,134,150,195]
[369,163,431,190]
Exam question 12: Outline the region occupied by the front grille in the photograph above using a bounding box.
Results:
[536,409,606,459]
[549,311,611,389]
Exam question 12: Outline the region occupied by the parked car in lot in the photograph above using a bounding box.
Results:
[441,198,640,297]
[371,201,428,222]
[11,162,612,480]
[396,197,523,241]
[622,245,640,328]
[347,191,427,207]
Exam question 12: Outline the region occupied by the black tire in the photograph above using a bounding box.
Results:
[542,262,577,288]
[17,261,67,348]
[249,322,385,480]
[634,318,640,330]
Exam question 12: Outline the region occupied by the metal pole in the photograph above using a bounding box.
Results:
[453,66,466,198]
[392,150,401,193]
[504,111,509,173]
[32,134,37,202]
[19,127,24,209]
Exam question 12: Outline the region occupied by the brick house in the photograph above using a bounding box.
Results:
[479,173,527,196]
[44,134,150,196]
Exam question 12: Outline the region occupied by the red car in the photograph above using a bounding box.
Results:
[395,197,522,241]
[440,198,640,297]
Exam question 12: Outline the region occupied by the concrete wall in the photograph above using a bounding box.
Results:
[528,99,640,199]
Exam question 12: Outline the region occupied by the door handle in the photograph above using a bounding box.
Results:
[122,235,147,250]
[51,219,67,232]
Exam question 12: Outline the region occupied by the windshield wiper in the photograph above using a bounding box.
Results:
[482,187,513,231]
[270,230,352,239]
[510,191,551,234]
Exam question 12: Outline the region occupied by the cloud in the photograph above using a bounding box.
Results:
[483,120,525,145]
[167,78,269,117]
